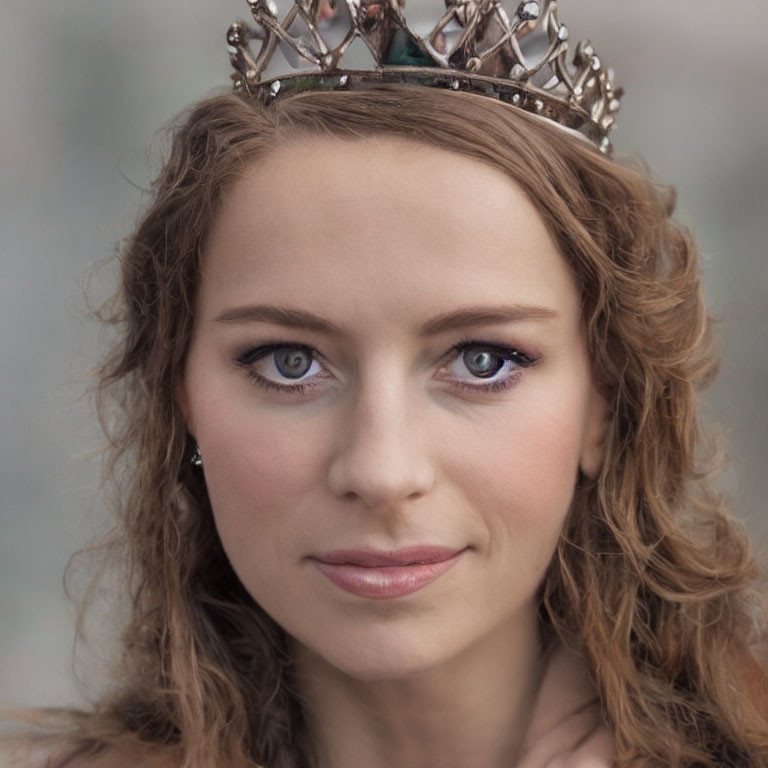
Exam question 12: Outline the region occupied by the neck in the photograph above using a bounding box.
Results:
[293,605,546,768]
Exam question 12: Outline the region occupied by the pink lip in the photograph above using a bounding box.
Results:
[310,546,465,599]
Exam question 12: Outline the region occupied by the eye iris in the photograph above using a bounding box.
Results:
[275,348,312,379]
[464,348,505,379]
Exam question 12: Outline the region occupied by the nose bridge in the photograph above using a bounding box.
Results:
[326,354,434,509]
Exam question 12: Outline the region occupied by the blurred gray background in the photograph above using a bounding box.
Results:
[1,0,766,711]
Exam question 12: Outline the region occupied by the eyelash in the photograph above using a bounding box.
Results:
[234,337,539,396]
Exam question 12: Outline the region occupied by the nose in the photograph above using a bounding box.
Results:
[326,370,435,511]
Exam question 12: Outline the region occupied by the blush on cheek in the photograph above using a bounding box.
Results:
[513,417,581,491]
[200,414,324,539]
[456,394,584,540]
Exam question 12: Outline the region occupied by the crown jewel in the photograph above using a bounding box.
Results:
[227,0,623,154]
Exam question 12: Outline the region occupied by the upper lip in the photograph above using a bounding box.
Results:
[311,546,464,567]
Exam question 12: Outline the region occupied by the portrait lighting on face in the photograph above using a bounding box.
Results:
[179,134,607,684]
[176,133,609,767]
[5,2,768,768]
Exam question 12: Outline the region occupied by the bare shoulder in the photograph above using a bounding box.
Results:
[4,745,176,768]
[69,752,175,768]
[64,754,175,768]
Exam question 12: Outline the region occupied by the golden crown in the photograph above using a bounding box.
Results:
[227,0,623,154]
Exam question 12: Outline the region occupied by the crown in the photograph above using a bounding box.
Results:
[227,0,623,154]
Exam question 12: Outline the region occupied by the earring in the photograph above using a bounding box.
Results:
[191,445,203,467]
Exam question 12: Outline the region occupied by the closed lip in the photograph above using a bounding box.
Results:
[311,546,464,567]
[308,546,466,599]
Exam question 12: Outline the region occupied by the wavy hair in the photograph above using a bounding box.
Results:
[11,86,768,767]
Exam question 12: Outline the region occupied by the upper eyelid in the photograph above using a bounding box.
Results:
[235,339,537,380]
[235,338,532,361]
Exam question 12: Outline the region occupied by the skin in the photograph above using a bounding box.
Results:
[179,135,607,768]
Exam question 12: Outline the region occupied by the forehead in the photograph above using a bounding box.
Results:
[199,135,580,328]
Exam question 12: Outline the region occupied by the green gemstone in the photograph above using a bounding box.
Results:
[384,29,437,67]
[288,75,337,93]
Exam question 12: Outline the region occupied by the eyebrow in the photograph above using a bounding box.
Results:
[214,303,558,337]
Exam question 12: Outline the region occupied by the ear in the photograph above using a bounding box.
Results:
[579,381,609,479]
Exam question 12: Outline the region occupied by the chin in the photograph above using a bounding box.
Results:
[293,623,467,682]
[319,649,452,683]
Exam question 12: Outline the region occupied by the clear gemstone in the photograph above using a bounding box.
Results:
[512,93,521,105]
[600,136,611,153]
[518,1,540,21]
[270,79,282,96]
[449,79,460,90]
[586,77,596,88]
[573,84,583,98]
[591,56,601,71]
[228,24,243,45]
[609,98,621,112]
[535,99,544,113]
[338,74,349,87]
[601,115,614,130]
[250,0,277,13]
[557,25,569,41]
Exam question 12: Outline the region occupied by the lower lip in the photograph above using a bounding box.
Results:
[312,552,463,599]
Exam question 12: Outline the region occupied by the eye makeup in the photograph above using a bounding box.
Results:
[233,336,540,397]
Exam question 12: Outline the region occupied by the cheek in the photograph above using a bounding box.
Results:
[192,390,328,568]
[447,383,586,559]
[509,392,584,493]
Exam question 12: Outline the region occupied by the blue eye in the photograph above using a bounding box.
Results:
[235,343,327,394]
[234,338,538,396]
[445,341,536,392]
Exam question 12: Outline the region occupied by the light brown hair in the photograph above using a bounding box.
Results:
[10,85,768,767]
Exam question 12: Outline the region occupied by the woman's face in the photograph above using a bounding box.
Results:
[180,135,606,680]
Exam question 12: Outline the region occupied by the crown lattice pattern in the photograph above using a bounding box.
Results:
[227,0,622,154]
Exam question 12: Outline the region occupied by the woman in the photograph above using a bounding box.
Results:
[6,1,768,766]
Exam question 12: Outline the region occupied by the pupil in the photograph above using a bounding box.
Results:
[275,348,312,379]
[271,347,505,381]
[464,348,504,379]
